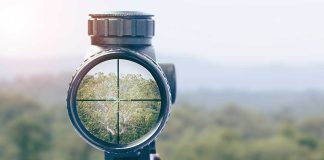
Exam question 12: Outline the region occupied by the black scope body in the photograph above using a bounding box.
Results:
[67,11,177,160]
[87,11,176,102]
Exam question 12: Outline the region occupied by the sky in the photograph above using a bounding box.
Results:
[0,0,324,66]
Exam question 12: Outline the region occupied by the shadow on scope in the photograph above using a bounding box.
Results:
[76,59,161,145]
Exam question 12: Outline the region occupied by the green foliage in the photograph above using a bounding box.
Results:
[157,105,324,160]
[78,101,117,143]
[77,73,160,144]
[2,92,324,159]
[78,73,117,100]
[119,102,160,144]
[120,74,160,99]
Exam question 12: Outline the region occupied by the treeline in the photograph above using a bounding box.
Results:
[1,93,324,160]
[158,104,324,160]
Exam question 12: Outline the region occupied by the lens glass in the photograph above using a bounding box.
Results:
[76,59,161,145]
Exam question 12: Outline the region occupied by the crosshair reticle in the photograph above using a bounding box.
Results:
[76,59,162,145]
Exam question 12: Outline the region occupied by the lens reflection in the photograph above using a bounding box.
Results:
[76,59,161,144]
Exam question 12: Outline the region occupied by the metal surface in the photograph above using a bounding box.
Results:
[159,64,177,104]
[67,48,172,154]
[68,11,176,160]
[88,18,154,37]
[90,11,153,18]
[104,145,150,160]
[89,11,154,45]
[91,37,152,45]
[85,45,157,61]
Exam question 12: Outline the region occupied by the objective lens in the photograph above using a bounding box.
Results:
[76,59,161,144]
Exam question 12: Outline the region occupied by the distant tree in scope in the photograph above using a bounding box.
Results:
[77,73,160,144]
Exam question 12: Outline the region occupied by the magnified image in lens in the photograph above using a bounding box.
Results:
[76,59,161,145]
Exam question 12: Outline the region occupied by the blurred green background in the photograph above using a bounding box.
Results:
[1,0,324,159]
[1,75,324,160]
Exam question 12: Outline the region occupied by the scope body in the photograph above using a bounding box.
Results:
[67,11,176,160]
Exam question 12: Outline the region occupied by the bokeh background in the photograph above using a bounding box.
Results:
[1,0,324,159]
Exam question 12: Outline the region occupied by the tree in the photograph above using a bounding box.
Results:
[77,73,160,144]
